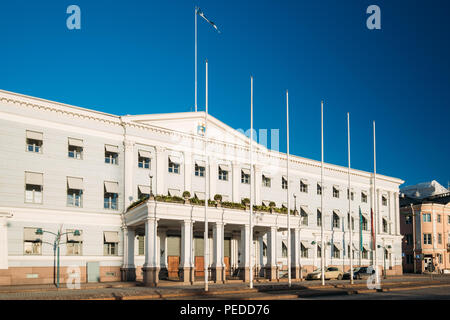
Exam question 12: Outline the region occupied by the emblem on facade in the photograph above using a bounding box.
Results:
[197,122,206,136]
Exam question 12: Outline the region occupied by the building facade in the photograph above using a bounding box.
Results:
[0,89,404,286]
[400,194,450,273]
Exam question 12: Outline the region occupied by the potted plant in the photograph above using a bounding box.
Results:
[269,201,276,213]
[242,198,250,210]
[182,191,191,204]
[214,194,223,207]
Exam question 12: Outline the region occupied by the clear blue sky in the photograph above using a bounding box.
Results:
[0,0,449,188]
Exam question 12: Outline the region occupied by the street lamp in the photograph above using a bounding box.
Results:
[149,174,154,200]
[377,243,391,279]
[35,227,81,288]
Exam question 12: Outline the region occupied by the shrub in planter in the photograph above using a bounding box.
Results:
[182,191,191,199]
[242,198,250,209]
[214,194,223,202]
[269,201,276,213]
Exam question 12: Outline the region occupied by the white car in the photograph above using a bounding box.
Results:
[306,267,344,280]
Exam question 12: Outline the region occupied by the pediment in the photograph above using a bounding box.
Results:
[124,112,266,150]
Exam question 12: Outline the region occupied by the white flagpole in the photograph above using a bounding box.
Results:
[249,75,254,289]
[347,113,354,284]
[286,90,291,287]
[373,121,380,286]
[321,100,325,286]
[195,7,198,112]
[204,59,209,291]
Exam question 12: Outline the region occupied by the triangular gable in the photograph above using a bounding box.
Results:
[123,112,267,151]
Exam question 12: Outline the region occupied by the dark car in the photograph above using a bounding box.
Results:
[343,267,374,280]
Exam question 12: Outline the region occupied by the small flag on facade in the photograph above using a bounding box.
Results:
[359,206,363,251]
[370,208,375,250]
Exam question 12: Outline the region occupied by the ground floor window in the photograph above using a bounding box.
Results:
[103,231,119,255]
[301,244,308,258]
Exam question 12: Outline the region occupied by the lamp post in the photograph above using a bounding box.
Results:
[377,243,390,279]
[294,193,300,280]
[35,227,80,288]
[149,174,154,200]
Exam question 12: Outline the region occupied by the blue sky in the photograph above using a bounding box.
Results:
[0,0,449,188]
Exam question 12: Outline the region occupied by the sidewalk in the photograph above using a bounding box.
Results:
[0,274,449,300]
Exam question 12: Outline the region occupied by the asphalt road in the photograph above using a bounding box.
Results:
[302,286,450,300]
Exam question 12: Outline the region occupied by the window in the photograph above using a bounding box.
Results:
[23,228,42,255]
[67,177,83,207]
[104,181,119,210]
[347,189,354,201]
[405,234,413,245]
[317,184,322,195]
[300,181,308,193]
[332,246,340,259]
[138,236,145,255]
[66,229,83,255]
[317,209,322,227]
[301,244,308,258]
[437,214,441,223]
[168,159,180,174]
[25,172,43,204]
[262,175,271,188]
[103,231,119,255]
[438,233,442,244]
[362,215,368,231]
[333,212,340,228]
[448,215,450,224]
[26,130,43,153]
[105,145,119,165]
[317,245,321,258]
[137,185,150,199]
[333,187,339,198]
[218,167,228,181]
[405,215,412,224]
[241,169,250,184]
[282,177,288,190]
[282,241,288,258]
[382,219,388,233]
[301,208,308,226]
[423,233,432,245]
[263,242,267,257]
[423,213,431,222]
[438,253,442,264]
[195,164,205,177]
[361,192,368,203]
[382,196,387,206]
[138,150,151,169]
[68,138,83,159]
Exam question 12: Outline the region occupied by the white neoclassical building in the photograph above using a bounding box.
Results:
[0,89,404,286]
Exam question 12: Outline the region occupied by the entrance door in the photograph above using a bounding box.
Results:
[224,256,230,276]
[167,236,181,279]
[195,256,205,277]
[167,256,180,278]
[86,262,100,283]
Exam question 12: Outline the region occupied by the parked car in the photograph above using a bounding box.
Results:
[343,267,374,280]
[306,267,344,280]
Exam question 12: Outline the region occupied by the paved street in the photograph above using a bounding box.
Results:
[303,286,450,300]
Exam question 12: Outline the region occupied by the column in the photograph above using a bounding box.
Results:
[291,228,300,279]
[232,161,240,203]
[143,217,159,286]
[258,234,264,277]
[155,146,167,196]
[388,191,394,235]
[121,226,136,281]
[184,151,192,195]
[180,220,194,283]
[231,231,240,272]
[158,227,168,278]
[0,212,12,270]
[266,226,277,280]
[254,165,262,205]
[212,222,224,283]
[395,192,400,235]
[239,224,250,281]
[123,140,135,209]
